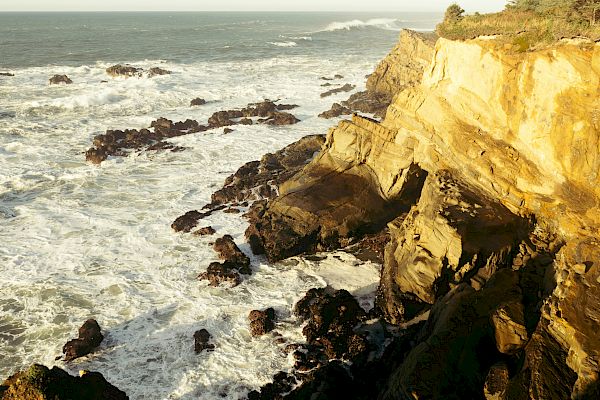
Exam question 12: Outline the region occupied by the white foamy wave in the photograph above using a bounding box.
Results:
[268,41,297,47]
[45,88,127,109]
[319,18,401,32]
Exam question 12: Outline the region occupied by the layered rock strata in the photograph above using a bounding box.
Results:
[249,33,600,398]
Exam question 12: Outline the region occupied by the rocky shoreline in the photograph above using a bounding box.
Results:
[4,28,600,400]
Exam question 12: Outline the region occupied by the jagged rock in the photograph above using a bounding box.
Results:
[248,308,276,337]
[147,67,171,77]
[198,262,242,287]
[0,364,128,400]
[49,75,72,85]
[320,83,356,98]
[318,102,353,119]
[171,210,206,233]
[294,288,368,361]
[190,97,206,106]
[193,226,216,236]
[213,235,251,274]
[204,134,324,208]
[193,329,215,353]
[258,112,300,126]
[247,372,297,400]
[246,157,427,262]
[491,301,529,354]
[106,64,142,78]
[484,362,510,400]
[62,319,104,362]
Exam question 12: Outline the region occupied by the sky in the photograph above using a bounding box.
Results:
[0,0,508,13]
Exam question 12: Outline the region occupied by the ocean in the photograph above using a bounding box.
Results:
[0,12,440,399]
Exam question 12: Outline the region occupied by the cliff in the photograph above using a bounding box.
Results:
[248,32,600,398]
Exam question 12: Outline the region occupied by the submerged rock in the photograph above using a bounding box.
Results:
[49,75,73,85]
[147,67,171,77]
[198,262,242,287]
[0,364,128,400]
[62,319,104,362]
[0,72,15,77]
[213,235,251,274]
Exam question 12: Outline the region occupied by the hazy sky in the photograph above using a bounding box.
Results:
[0,1,507,13]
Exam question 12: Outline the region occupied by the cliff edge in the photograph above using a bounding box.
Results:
[248,32,600,399]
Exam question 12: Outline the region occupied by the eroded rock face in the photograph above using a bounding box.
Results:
[0,364,128,400]
[319,30,436,119]
[62,319,104,362]
[248,34,600,398]
[49,75,72,85]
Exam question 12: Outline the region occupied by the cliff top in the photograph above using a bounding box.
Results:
[437,2,600,52]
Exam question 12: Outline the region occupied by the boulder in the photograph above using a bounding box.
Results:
[49,75,72,85]
[190,98,206,106]
[491,301,529,354]
[248,308,276,337]
[318,102,353,119]
[484,362,510,400]
[0,364,128,400]
[62,319,104,362]
[193,329,215,353]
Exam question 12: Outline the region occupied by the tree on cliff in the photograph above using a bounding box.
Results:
[444,3,465,22]
[509,0,599,26]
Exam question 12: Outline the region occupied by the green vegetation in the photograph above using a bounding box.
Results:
[437,1,600,51]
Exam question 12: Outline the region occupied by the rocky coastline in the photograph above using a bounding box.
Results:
[4,26,600,400]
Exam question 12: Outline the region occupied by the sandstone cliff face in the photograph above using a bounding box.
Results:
[250,32,600,398]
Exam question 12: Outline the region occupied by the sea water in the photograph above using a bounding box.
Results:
[0,12,439,399]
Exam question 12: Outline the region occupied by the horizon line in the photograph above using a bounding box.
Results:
[0,10,445,13]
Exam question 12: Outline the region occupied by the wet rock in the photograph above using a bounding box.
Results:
[318,102,353,119]
[223,128,234,134]
[0,72,14,77]
[198,262,242,287]
[49,75,73,85]
[207,134,324,207]
[193,329,215,353]
[484,362,510,400]
[344,229,390,264]
[248,308,276,337]
[193,226,216,236]
[294,288,368,361]
[259,112,300,126]
[491,301,529,354]
[85,147,108,164]
[320,83,356,98]
[62,319,103,362]
[171,210,206,233]
[147,67,171,77]
[190,97,206,106]
[213,235,250,274]
[0,364,128,400]
[106,64,143,78]
[247,372,297,400]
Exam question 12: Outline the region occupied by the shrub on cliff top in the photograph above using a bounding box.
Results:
[436,1,600,50]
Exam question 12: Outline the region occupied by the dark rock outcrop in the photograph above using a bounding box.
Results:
[0,364,128,400]
[106,64,143,78]
[198,235,251,287]
[190,98,206,106]
[62,319,104,362]
[0,72,15,77]
[320,83,356,98]
[248,308,276,337]
[193,329,215,353]
[197,262,242,287]
[193,226,216,236]
[49,75,73,85]
[147,67,171,77]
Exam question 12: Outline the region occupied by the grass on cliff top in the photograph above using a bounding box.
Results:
[437,9,600,51]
